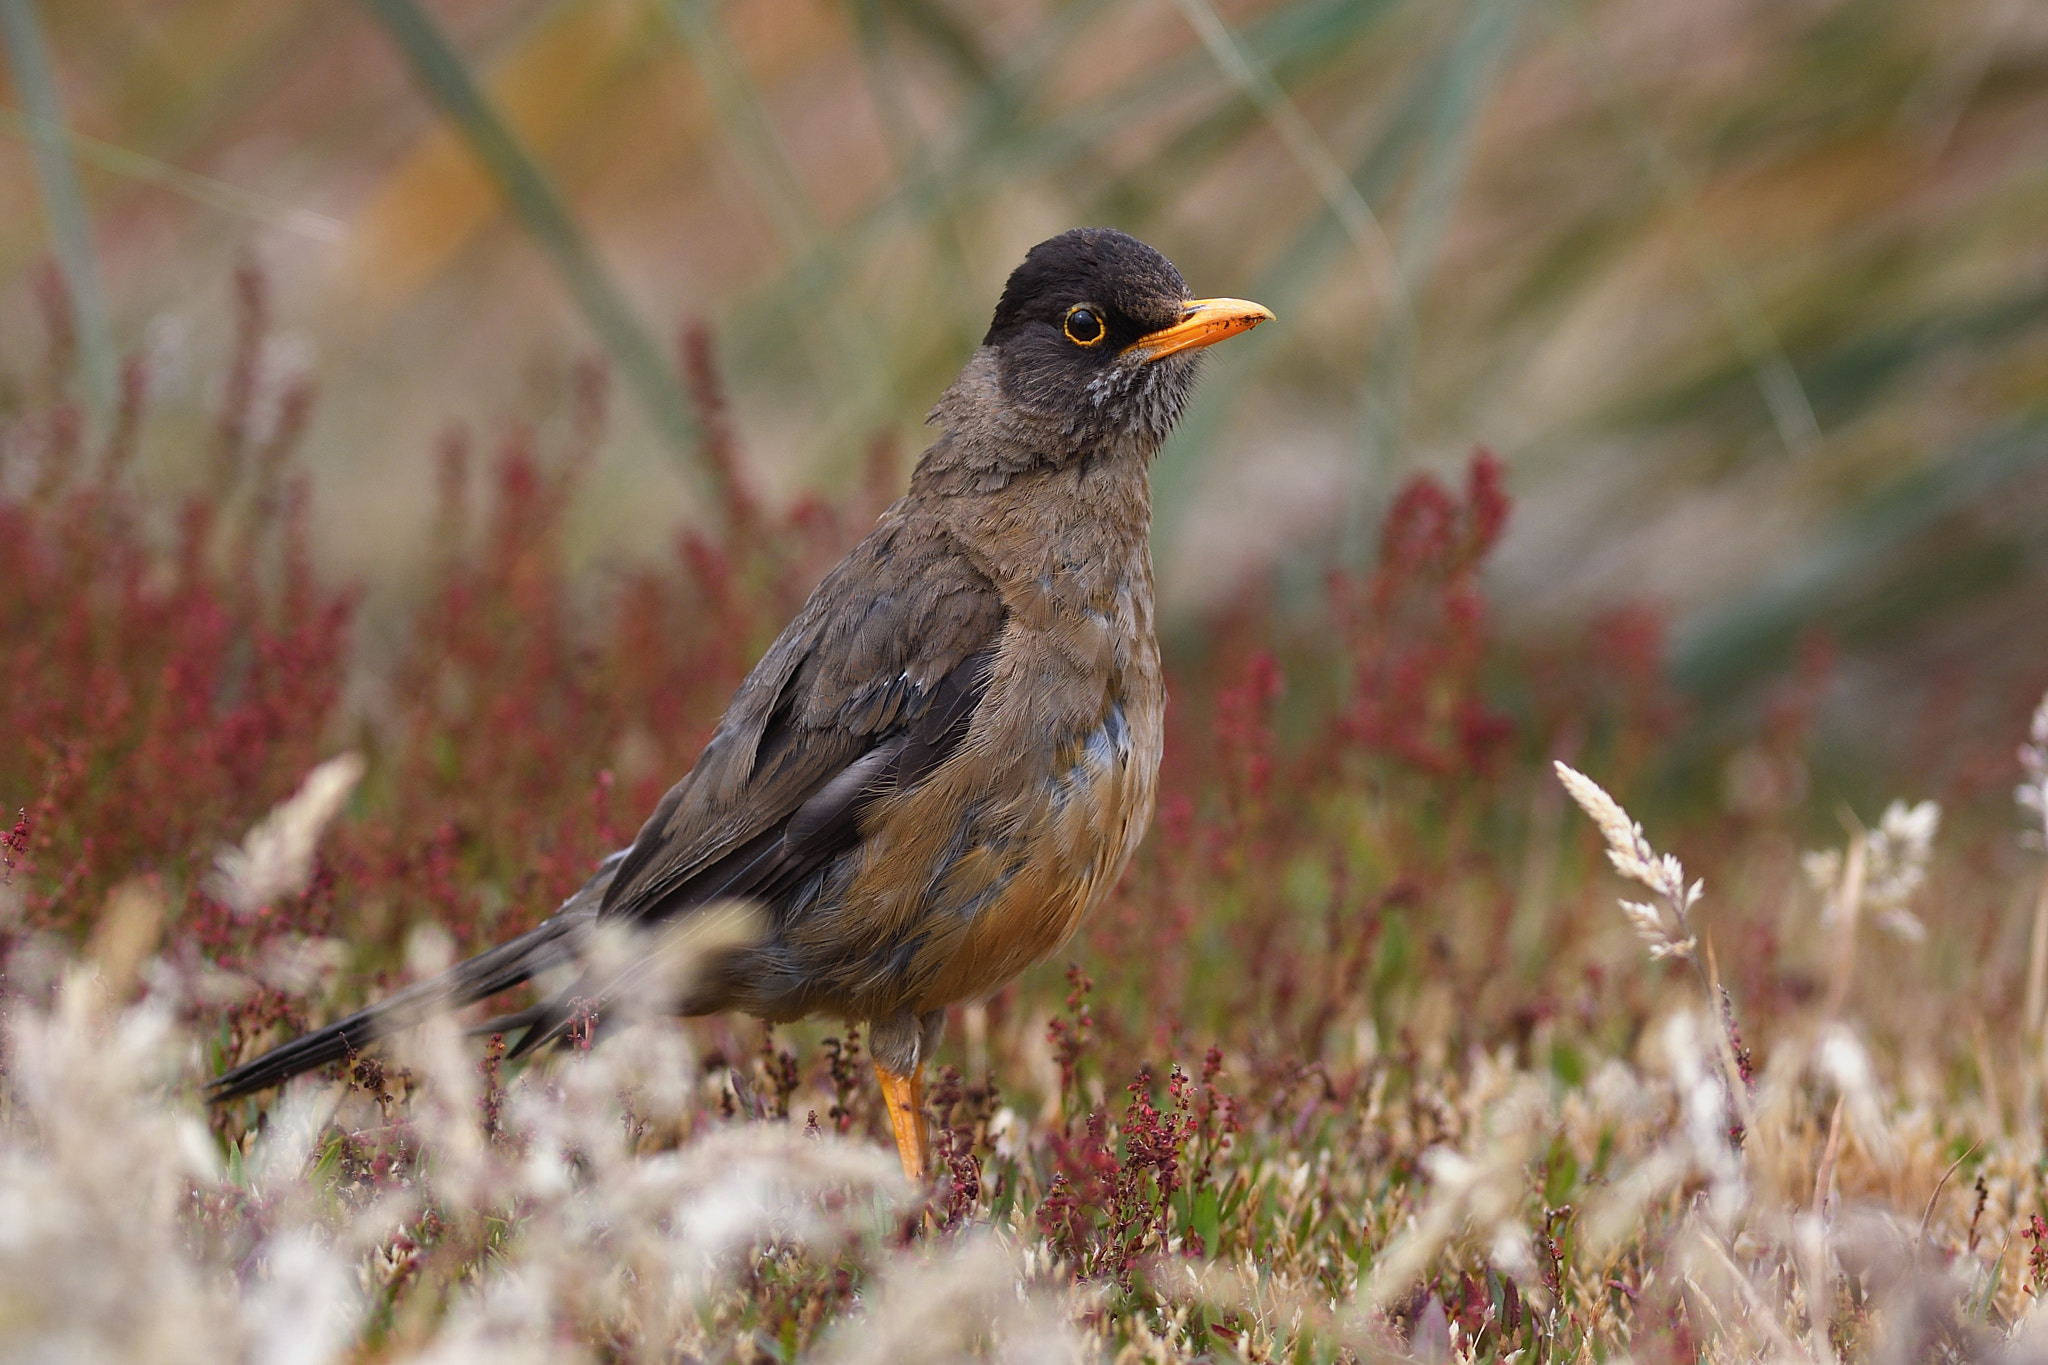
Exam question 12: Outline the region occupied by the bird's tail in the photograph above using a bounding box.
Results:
[206,851,624,1103]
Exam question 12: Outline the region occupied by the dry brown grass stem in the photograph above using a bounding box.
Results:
[1697,1230,1809,1362]
[1824,827,1869,1023]
[1920,1142,1979,1241]
[2017,691,2048,1131]
[1814,1095,1845,1218]
[2027,874,2048,1044]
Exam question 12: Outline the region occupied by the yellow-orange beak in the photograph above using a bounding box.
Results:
[1124,297,1274,362]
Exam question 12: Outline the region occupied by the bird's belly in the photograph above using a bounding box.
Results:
[753,690,1158,1024]
[910,690,1160,1010]
[759,583,1163,1023]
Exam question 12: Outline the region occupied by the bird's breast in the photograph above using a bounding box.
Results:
[899,537,1163,1009]
[779,461,1166,1020]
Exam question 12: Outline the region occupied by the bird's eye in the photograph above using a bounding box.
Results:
[1063,305,1105,346]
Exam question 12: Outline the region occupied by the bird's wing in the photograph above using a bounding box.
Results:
[606,511,1003,924]
[503,509,1004,1054]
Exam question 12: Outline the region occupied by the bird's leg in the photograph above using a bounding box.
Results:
[874,1059,929,1182]
[869,1008,944,1183]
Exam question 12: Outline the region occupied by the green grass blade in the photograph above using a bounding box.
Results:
[660,0,820,261]
[723,0,1121,344]
[726,0,1375,374]
[357,0,704,486]
[873,0,998,89]
[1343,0,1522,536]
[660,0,888,418]
[842,0,974,295]
[680,0,1126,470]
[1172,0,1412,338]
[1557,0,1822,460]
[1146,0,1516,560]
[0,106,346,242]
[0,0,117,419]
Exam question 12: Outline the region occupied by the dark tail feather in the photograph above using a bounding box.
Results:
[502,994,578,1061]
[205,918,577,1101]
[206,852,623,1103]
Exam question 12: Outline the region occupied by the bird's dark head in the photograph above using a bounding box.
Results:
[978,228,1271,455]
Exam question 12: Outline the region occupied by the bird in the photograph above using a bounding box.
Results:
[208,227,1271,1181]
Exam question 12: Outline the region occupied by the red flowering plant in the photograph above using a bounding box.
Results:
[11,264,2031,1363]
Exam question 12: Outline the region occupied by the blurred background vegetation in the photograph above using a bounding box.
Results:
[7,15,2048,1352]
[4,0,2047,781]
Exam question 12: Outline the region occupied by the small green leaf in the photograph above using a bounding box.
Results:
[1544,1140,1579,1205]
[1550,1038,1586,1087]
[1191,1185,1222,1254]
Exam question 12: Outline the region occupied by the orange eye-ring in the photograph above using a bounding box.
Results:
[1063,304,1105,346]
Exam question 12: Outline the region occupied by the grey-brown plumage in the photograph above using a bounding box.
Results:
[209,228,1270,1176]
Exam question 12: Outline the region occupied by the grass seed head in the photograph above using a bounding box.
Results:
[1555,760,1699,961]
[208,752,364,920]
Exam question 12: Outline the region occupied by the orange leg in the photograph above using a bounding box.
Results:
[874,1058,929,1183]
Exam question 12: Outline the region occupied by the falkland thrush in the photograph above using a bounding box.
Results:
[209,228,1272,1181]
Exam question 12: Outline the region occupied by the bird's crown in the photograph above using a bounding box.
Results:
[982,228,1191,350]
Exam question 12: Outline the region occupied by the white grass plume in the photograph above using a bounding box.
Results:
[208,751,364,918]
[2021,690,2048,850]
[1803,799,1940,944]
[817,1234,1089,1365]
[1554,760,1701,961]
[0,947,927,1365]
